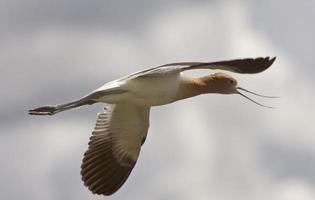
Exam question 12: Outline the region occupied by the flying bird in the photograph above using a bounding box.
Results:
[29,57,277,195]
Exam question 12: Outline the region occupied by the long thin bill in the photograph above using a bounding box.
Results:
[237,91,275,109]
[237,87,279,98]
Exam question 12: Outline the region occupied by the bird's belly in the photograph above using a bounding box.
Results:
[125,75,180,106]
[128,91,175,106]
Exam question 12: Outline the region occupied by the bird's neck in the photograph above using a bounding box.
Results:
[174,75,216,101]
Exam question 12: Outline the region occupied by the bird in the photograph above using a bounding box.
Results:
[29,56,277,195]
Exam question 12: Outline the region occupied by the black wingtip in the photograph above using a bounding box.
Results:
[248,56,277,74]
[262,56,276,71]
[269,56,276,66]
[207,56,277,74]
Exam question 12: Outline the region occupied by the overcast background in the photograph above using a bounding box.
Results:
[1,0,315,200]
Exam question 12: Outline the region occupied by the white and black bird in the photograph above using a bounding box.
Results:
[29,57,277,195]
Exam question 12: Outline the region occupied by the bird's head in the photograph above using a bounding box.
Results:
[200,72,278,108]
[200,72,237,94]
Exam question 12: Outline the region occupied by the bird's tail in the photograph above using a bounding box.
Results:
[28,99,96,116]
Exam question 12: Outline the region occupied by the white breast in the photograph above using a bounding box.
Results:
[124,73,181,106]
[93,73,183,106]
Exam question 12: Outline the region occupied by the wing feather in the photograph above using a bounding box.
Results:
[122,57,276,80]
[184,57,276,74]
[81,104,150,195]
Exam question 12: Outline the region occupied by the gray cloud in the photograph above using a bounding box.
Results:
[261,140,315,184]
[250,0,315,77]
[0,0,213,37]
[1,0,315,200]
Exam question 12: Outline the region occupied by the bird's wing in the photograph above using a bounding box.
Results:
[81,104,150,195]
[180,57,276,74]
[123,57,276,80]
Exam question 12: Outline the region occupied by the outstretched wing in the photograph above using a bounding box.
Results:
[123,57,276,80]
[81,104,150,195]
[180,57,276,74]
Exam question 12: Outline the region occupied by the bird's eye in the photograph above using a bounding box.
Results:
[229,80,234,84]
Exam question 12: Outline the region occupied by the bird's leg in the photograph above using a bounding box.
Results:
[28,99,96,116]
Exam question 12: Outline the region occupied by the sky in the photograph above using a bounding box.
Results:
[1,0,315,200]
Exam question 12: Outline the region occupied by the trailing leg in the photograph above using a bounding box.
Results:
[29,99,96,116]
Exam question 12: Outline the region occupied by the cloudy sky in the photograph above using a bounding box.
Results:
[1,0,315,200]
